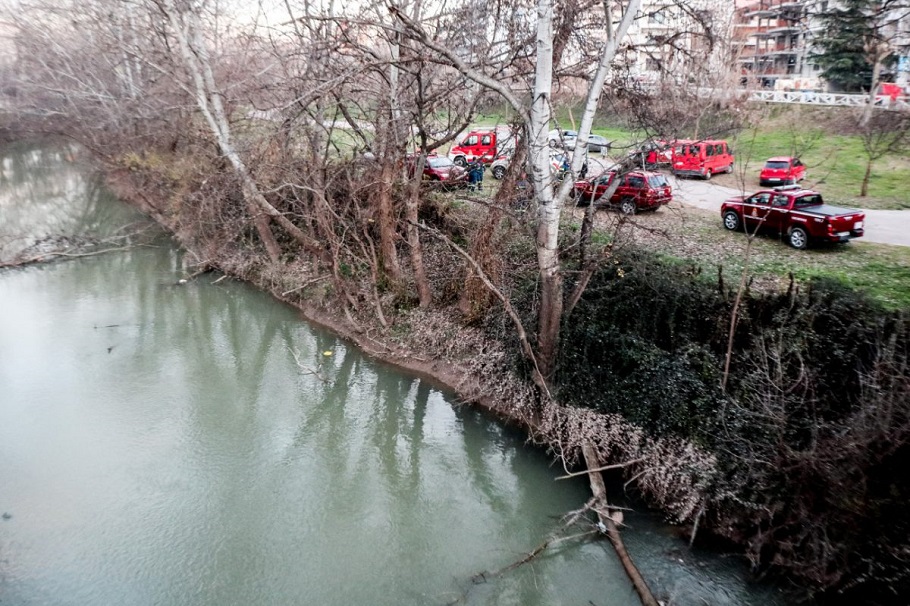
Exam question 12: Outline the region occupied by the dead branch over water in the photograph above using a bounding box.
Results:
[0,228,158,270]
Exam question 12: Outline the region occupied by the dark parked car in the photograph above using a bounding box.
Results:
[571,170,672,214]
[584,135,612,154]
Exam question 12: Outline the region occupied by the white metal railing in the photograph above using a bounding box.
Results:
[746,89,910,110]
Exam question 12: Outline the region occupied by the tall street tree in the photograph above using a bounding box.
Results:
[811,0,900,93]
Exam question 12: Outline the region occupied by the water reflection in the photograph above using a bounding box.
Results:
[0,142,143,261]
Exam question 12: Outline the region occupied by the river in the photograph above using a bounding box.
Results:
[0,142,789,605]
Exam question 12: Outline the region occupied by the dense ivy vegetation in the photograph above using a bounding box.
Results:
[555,248,910,603]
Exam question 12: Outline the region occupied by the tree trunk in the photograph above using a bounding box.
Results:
[862,55,883,127]
[861,157,873,197]
[406,153,432,307]
[162,0,288,264]
[530,0,561,380]
[377,154,403,283]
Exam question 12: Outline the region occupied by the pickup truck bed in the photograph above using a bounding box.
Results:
[721,187,865,249]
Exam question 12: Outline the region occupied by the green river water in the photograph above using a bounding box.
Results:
[0,142,789,605]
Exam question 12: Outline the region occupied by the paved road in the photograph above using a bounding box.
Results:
[583,156,909,247]
[666,177,910,247]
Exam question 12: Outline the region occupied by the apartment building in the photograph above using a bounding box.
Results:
[735,0,910,91]
[734,0,824,89]
[620,0,736,85]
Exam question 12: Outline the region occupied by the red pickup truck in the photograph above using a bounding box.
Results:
[721,185,865,249]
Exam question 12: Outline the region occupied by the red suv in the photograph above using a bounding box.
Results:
[572,170,672,214]
[759,156,806,186]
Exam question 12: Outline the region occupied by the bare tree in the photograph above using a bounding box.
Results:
[390,0,644,388]
[858,110,910,197]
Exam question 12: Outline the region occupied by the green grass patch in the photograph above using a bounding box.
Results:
[723,238,910,309]
[731,123,910,210]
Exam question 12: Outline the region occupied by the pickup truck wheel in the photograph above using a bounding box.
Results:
[723,210,741,231]
[453,156,467,167]
[789,226,809,249]
[492,165,505,180]
[704,169,712,180]
[548,139,558,148]
[619,198,637,215]
[726,162,734,174]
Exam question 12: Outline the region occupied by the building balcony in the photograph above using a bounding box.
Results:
[754,28,801,38]
[744,1,805,20]
[753,48,801,56]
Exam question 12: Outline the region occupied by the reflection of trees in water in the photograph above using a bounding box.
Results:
[0,143,142,260]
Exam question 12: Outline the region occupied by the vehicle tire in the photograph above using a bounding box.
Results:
[722,210,741,231]
[726,162,734,174]
[492,165,505,180]
[788,226,809,250]
[619,198,636,215]
[548,139,557,148]
[453,156,467,167]
[704,169,712,180]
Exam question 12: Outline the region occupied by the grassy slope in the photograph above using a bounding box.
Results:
[731,124,910,210]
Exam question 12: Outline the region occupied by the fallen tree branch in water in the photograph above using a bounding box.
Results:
[0,245,139,269]
[488,529,598,578]
[582,443,659,606]
[447,499,599,605]
[555,457,644,480]
[286,346,331,383]
[1,227,159,271]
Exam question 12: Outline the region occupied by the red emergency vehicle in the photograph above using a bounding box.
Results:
[672,139,734,180]
[448,127,515,167]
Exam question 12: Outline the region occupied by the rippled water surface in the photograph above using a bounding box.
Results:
[0,143,789,606]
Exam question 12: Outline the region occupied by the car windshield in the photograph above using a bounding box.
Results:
[794,194,823,207]
[647,175,668,187]
[764,161,790,169]
[427,157,454,168]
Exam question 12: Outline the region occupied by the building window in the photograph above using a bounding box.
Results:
[648,10,667,25]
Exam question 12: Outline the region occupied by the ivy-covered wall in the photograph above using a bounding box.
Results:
[554,248,910,602]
